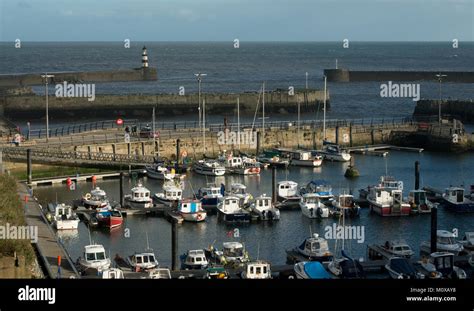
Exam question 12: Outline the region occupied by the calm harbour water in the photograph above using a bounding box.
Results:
[33,150,474,266]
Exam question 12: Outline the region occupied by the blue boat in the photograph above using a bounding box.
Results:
[440,187,474,213]
[294,261,332,279]
[300,180,334,202]
[196,184,224,209]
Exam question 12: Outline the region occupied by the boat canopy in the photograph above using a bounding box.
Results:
[389,258,417,277]
[303,262,332,279]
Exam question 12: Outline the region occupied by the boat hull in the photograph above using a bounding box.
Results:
[290,159,322,167]
[217,210,251,223]
[97,215,123,229]
[277,196,301,209]
[55,220,79,230]
[181,212,207,222]
[124,198,153,209]
[440,199,474,213]
[369,202,411,216]
[300,205,329,218]
[193,165,226,176]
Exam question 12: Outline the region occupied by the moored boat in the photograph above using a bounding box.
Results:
[420,230,464,256]
[316,140,351,162]
[77,244,111,273]
[153,183,183,207]
[286,233,333,263]
[216,196,251,223]
[82,187,108,209]
[241,261,272,279]
[408,190,433,214]
[193,159,226,176]
[180,249,209,270]
[276,180,301,209]
[299,193,330,218]
[385,257,424,279]
[123,183,153,209]
[249,195,280,221]
[289,150,323,167]
[439,187,474,212]
[50,203,80,230]
[367,176,411,216]
[294,261,332,279]
[177,199,207,222]
[146,163,178,180]
[196,184,224,209]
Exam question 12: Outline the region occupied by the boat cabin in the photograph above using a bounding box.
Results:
[222,242,246,262]
[226,156,243,168]
[54,204,75,219]
[130,184,151,202]
[337,194,356,208]
[229,183,247,195]
[183,250,208,267]
[436,230,459,246]
[301,180,332,198]
[298,234,332,258]
[90,187,107,200]
[220,196,242,213]
[379,176,403,190]
[102,268,124,279]
[129,252,159,270]
[244,261,271,279]
[83,245,108,265]
[162,185,183,200]
[301,193,321,205]
[199,185,223,197]
[253,196,272,212]
[178,200,203,213]
[444,187,466,203]
[278,181,298,198]
[383,240,414,258]
[290,151,313,161]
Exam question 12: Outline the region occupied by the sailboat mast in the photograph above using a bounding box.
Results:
[262,82,265,141]
[237,97,240,150]
[323,76,327,141]
[202,99,206,155]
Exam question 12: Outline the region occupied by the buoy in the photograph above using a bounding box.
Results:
[66,178,72,186]
[91,175,97,183]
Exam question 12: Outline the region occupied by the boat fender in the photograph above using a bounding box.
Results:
[181,150,188,158]
[197,213,203,221]
[84,193,92,200]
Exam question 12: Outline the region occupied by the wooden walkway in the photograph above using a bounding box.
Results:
[19,183,80,279]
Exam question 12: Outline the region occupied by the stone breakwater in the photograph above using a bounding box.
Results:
[414,99,474,122]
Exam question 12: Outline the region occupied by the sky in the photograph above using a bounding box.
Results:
[0,0,473,41]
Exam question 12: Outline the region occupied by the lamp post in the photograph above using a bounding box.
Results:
[41,73,54,142]
[194,73,207,130]
[435,73,447,124]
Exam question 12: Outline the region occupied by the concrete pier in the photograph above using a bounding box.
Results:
[414,99,474,122]
[324,69,474,83]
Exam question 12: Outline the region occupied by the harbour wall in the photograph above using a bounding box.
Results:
[413,99,474,123]
[0,68,157,87]
[324,69,474,83]
[0,89,328,118]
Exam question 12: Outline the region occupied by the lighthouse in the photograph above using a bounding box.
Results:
[142,46,149,68]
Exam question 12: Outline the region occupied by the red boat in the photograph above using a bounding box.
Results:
[97,210,123,229]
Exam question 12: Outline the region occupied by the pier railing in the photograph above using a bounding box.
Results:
[23,116,437,140]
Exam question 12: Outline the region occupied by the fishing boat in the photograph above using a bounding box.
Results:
[299,180,334,202]
[380,240,414,258]
[294,261,332,279]
[289,150,323,167]
[127,252,159,272]
[330,194,360,218]
[367,176,411,216]
[257,150,290,168]
[77,244,111,273]
[241,261,272,279]
[249,195,280,221]
[439,187,474,212]
[221,154,261,175]
[148,268,172,279]
[193,159,226,176]
[101,268,124,279]
[457,232,474,251]
[123,183,153,209]
[153,184,183,207]
[385,257,424,279]
[180,250,209,270]
[207,242,250,266]
[286,234,333,263]
[82,187,108,209]
[226,183,253,206]
[420,230,464,256]
[196,184,224,209]
[418,252,467,279]
[50,203,80,230]
[145,163,177,180]
[316,140,351,162]
[95,209,123,229]
[216,196,251,223]
[408,190,433,214]
[277,180,301,209]
[299,193,330,219]
[177,199,207,222]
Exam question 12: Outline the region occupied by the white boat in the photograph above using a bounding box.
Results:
[380,240,414,258]
[317,141,351,162]
[77,244,111,273]
[250,195,280,221]
[123,183,153,209]
[367,176,411,216]
[277,180,301,209]
[127,252,159,272]
[241,261,272,279]
[286,233,333,263]
[209,242,250,265]
[420,230,464,255]
[82,187,108,208]
[385,257,424,279]
[289,150,323,167]
[418,252,466,279]
[193,159,226,176]
[52,203,80,230]
[408,190,433,214]
[148,268,172,279]
[197,184,223,208]
[299,180,334,202]
[439,187,474,212]
[181,250,209,270]
[153,184,183,207]
[220,154,261,175]
[146,163,177,180]
[299,193,329,218]
[217,196,251,223]
[101,268,124,279]
[177,199,207,222]
[226,183,253,206]
[457,232,474,251]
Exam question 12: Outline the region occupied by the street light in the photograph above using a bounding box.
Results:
[194,73,207,130]
[435,73,447,124]
[41,73,54,142]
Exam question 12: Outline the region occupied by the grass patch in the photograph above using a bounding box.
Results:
[12,166,108,180]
